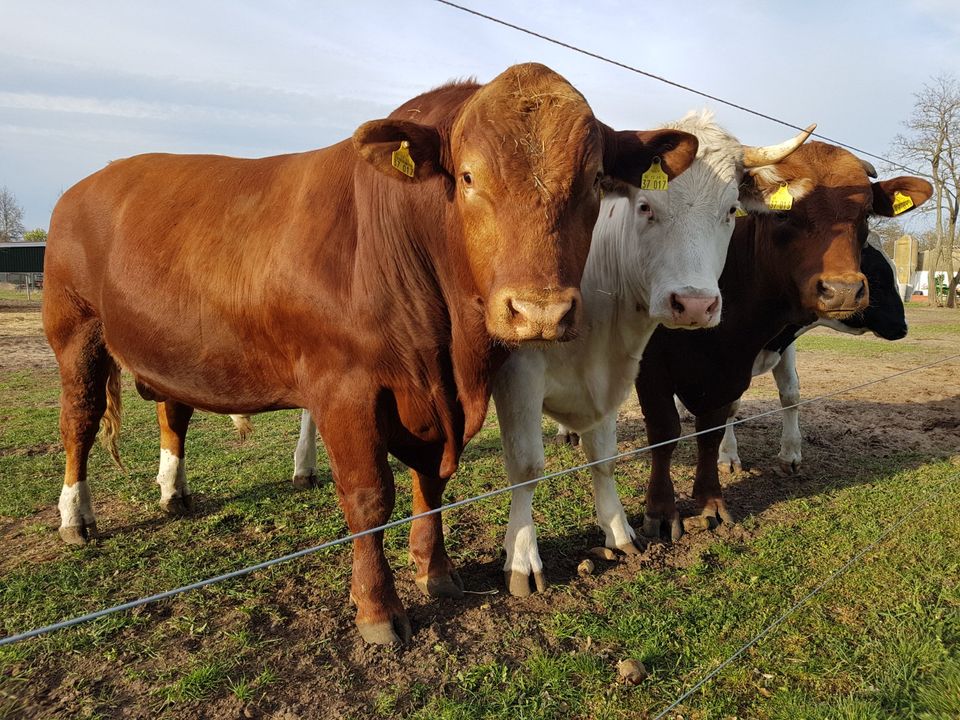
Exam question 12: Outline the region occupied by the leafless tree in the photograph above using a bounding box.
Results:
[892,74,960,307]
[0,186,26,243]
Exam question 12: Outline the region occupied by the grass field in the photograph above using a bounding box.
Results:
[1,300,958,719]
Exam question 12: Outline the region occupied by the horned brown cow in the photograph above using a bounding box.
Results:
[42,63,698,644]
[635,141,932,541]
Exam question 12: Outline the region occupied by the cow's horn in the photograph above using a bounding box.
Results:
[742,124,817,168]
[858,157,878,178]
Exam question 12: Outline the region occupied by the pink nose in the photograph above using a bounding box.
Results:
[670,294,720,327]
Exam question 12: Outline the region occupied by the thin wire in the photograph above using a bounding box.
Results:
[651,465,958,719]
[1,352,957,648]
[432,0,939,183]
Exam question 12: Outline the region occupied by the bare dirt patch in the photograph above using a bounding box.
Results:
[0,300,55,372]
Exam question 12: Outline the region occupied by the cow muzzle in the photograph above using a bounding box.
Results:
[815,274,868,318]
[488,288,582,343]
[666,292,721,329]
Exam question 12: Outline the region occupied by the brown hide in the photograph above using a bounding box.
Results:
[636,142,931,539]
[42,62,697,644]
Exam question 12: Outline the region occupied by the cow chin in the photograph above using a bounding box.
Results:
[485,287,583,344]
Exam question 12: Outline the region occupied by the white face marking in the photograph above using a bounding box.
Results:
[157,448,188,501]
[594,113,747,329]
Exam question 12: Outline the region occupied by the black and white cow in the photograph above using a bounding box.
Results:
[715,232,906,474]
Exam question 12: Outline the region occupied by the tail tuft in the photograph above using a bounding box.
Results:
[230,414,254,441]
[99,359,125,471]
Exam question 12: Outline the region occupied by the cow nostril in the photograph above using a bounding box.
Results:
[670,293,685,314]
[560,297,577,327]
[707,296,720,314]
[817,280,834,300]
[855,281,866,303]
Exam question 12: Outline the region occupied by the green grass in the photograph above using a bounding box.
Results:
[794,333,919,356]
[0,289,41,302]
[409,460,960,720]
[1,308,959,718]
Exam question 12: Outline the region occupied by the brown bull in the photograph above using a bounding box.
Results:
[636,141,932,541]
[42,63,698,644]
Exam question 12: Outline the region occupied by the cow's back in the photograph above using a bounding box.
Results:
[44,143,359,411]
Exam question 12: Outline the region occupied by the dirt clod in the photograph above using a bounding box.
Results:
[577,559,595,575]
[617,658,648,685]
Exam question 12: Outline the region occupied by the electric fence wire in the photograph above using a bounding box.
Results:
[1,352,957,648]
[433,0,956,195]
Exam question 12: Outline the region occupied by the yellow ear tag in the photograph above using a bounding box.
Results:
[767,182,793,211]
[640,157,669,191]
[391,140,415,178]
[735,206,748,217]
[892,190,914,215]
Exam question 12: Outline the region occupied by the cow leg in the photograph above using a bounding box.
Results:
[292,409,319,488]
[640,387,682,542]
[773,344,802,475]
[554,422,580,447]
[493,359,548,597]
[50,318,113,545]
[674,394,693,421]
[156,401,195,515]
[580,413,639,554]
[717,399,742,474]
[408,470,463,599]
[692,406,736,528]
[317,405,408,645]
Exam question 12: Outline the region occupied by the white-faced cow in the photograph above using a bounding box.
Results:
[635,142,932,541]
[715,232,907,475]
[490,112,815,596]
[44,63,700,644]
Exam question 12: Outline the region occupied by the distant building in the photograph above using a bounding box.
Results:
[893,235,917,300]
[0,241,45,289]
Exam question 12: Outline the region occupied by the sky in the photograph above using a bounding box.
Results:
[2,0,959,233]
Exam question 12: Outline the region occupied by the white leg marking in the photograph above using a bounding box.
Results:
[493,355,548,588]
[58,481,95,529]
[717,399,741,472]
[157,448,189,501]
[773,344,802,471]
[293,410,318,480]
[581,414,637,552]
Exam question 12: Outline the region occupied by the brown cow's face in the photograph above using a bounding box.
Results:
[354,63,698,344]
[740,142,930,321]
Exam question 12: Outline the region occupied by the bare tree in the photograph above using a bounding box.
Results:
[0,186,26,243]
[870,217,906,257]
[892,74,960,307]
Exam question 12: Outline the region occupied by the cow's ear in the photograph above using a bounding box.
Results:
[602,127,699,186]
[353,119,447,183]
[871,176,933,217]
[738,165,815,214]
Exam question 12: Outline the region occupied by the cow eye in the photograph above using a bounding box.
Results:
[461,172,473,186]
[639,202,652,214]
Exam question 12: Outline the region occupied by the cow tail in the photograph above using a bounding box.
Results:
[99,358,125,471]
